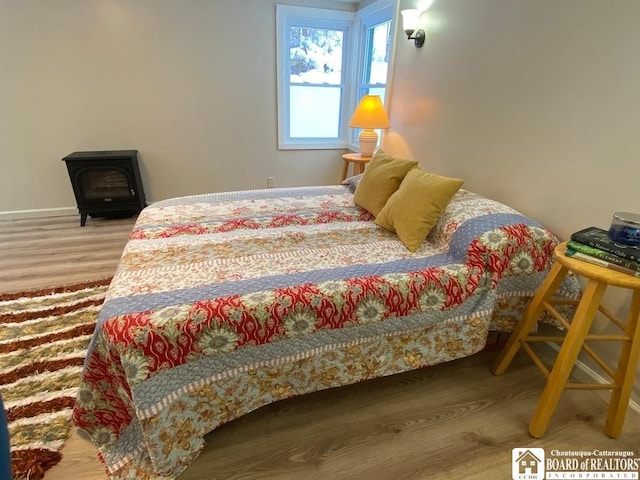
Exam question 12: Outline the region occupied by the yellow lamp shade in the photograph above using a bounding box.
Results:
[348,95,391,129]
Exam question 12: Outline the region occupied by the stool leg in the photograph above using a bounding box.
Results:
[492,261,568,376]
[529,278,608,438]
[604,289,640,438]
[341,160,349,181]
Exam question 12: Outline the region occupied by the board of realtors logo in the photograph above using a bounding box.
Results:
[512,448,545,480]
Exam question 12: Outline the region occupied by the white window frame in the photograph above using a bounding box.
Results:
[276,1,395,151]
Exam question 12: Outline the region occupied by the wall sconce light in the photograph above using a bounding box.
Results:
[401,9,425,48]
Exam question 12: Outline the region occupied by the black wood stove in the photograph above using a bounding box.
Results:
[62,150,147,226]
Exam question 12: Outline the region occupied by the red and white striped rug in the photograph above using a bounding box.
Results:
[0,278,111,480]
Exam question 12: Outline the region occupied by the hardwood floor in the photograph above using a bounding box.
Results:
[0,214,135,292]
[2,214,639,479]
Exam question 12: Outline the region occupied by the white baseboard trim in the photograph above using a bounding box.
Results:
[547,342,640,416]
[0,201,155,221]
[0,207,78,220]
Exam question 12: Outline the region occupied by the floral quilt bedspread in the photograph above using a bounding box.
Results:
[72,185,580,479]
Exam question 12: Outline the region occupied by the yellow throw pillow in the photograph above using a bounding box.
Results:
[375,168,464,252]
[353,150,418,217]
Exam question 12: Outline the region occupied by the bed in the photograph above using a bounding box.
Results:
[72,180,580,479]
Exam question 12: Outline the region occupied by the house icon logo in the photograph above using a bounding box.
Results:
[512,448,545,480]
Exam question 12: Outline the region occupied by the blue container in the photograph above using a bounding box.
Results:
[608,212,640,246]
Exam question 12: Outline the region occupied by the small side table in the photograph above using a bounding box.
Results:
[341,153,371,181]
[492,242,640,438]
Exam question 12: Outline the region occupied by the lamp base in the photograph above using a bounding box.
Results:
[358,129,378,157]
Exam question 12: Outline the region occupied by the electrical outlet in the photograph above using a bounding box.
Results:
[267,176,275,188]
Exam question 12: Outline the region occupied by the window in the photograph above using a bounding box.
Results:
[276,2,395,151]
[351,4,394,147]
[276,6,353,149]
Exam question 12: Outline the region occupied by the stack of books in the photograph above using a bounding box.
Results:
[566,227,640,278]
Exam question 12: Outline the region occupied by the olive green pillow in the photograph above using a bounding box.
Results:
[375,168,464,252]
[353,150,418,217]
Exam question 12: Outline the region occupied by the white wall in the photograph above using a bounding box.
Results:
[0,0,356,213]
[387,0,640,405]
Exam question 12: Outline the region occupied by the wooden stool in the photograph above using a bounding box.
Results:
[341,153,371,181]
[492,242,640,438]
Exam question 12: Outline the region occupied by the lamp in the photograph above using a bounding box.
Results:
[401,9,425,48]
[348,95,390,157]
